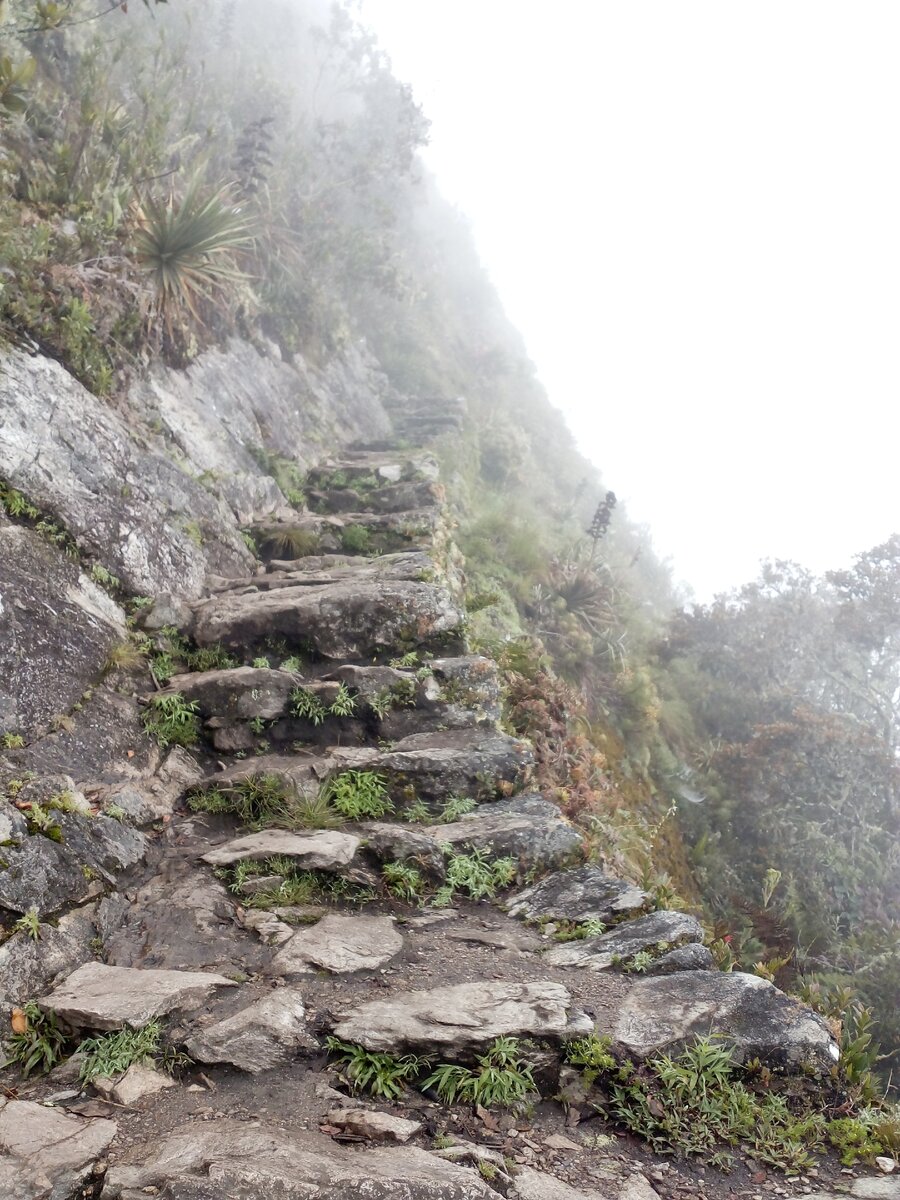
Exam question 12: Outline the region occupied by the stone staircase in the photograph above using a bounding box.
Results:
[0,442,872,1200]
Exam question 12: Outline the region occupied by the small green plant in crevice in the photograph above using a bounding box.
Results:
[141,693,200,748]
[382,860,426,901]
[3,1001,68,1077]
[188,774,297,830]
[422,1037,536,1108]
[390,651,420,669]
[252,656,270,670]
[77,1020,189,1084]
[105,638,148,673]
[552,918,607,942]
[439,795,476,823]
[564,1033,617,1072]
[326,1037,429,1100]
[825,1115,887,1166]
[12,907,41,941]
[1,733,25,750]
[367,689,393,720]
[442,847,516,901]
[24,804,62,841]
[478,1162,497,1182]
[340,524,371,554]
[259,527,320,560]
[89,563,121,591]
[322,770,393,820]
[230,859,373,909]
[329,683,357,717]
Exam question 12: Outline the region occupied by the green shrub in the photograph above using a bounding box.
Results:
[326,1037,429,1099]
[141,693,200,748]
[340,524,371,554]
[3,1002,67,1077]
[322,770,393,820]
[382,860,426,900]
[422,1037,536,1108]
[443,847,516,900]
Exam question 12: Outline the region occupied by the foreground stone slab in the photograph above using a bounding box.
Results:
[332,981,591,1053]
[39,961,237,1030]
[373,728,534,806]
[325,1107,423,1143]
[422,794,583,875]
[545,910,704,971]
[201,829,361,870]
[507,866,648,924]
[272,913,403,976]
[191,578,464,660]
[183,987,316,1072]
[94,1062,176,1106]
[0,1097,116,1200]
[100,1120,498,1199]
[614,970,840,1073]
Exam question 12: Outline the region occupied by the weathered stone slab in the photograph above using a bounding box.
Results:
[201,830,361,870]
[183,987,316,1072]
[39,961,237,1030]
[272,913,403,976]
[100,1120,497,1199]
[614,970,840,1072]
[0,903,97,1006]
[94,1062,176,1106]
[545,910,704,971]
[191,578,464,659]
[0,1097,116,1200]
[325,1107,423,1143]
[374,729,533,806]
[507,866,648,924]
[422,794,582,874]
[0,834,94,917]
[646,943,715,975]
[332,981,591,1053]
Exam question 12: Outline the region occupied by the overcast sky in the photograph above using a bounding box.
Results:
[356,0,900,599]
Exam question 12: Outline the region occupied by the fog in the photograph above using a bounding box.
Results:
[358,0,900,598]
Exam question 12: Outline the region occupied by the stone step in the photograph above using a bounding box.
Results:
[507,865,649,925]
[161,654,501,753]
[309,478,443,516]
[196,727,533,812]
[190,577,465,661]
[248,505,445,561]
[544,909,705,972]
[306,449,440,486]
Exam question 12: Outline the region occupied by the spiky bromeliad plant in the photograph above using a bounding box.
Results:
[133,177,254,334]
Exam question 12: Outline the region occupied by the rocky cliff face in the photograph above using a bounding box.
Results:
[0,350,885,1200]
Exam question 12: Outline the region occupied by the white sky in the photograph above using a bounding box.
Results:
[357,0,899,599]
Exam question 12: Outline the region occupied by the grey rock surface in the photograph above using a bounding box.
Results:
[645,943,715,975]
[271,912,403,976]
[100,1120,498,1199]
[183,987,316,1071]
[0,350,253,597]
[94,1063,176,1106]
[507,866,648,924]
[0,833,95,916]
[0,522,125,738]
[374,728,534,805]
[191,578,464,659]
[544,910,704,971]
[39,961,237,1030]
[332,981,590,1053]
[0,903,97,1006]
[422,794,582,874]
[325,1107,423,1143]
[201,829,361,870]
[0,1097,117,1200]
[614,970,840,1072]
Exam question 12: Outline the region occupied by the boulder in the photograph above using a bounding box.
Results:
[544,911,704,971]
[645,943,715,975]
[325,1108,423,1143]
[271,913,403,976]
[332,981,591,1053]
[514,1167,625,1199]
[373,729,534,806]
[201,829,361,870]
[183,987,316,1071]
[0,903,97,1007]
[97,867,270,975]
[507,866,648,925]
[0,834,96,917]
[421,794,582,875]
[54,811,147,881]
[0,522,125,740]
[94,1062,176,1106]
[39,961,237,1030]
[0,1097,117,1200]
[164,666,298,723]
[614,971,840,1072]
[100,1120,497,1199]
[191,578,464,660]
[0,348,253,598]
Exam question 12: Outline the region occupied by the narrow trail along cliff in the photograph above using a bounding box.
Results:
[0,424,888,1200]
